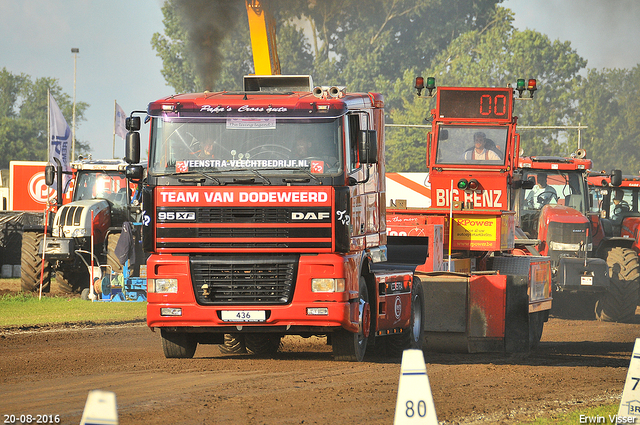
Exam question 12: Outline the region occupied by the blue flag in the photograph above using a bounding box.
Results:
[48,93,72,192]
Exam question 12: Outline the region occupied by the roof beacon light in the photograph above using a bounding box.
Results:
[425,77,436,96]
[516,79,526,98]
[415,77,425,96]
[527,79,537,98]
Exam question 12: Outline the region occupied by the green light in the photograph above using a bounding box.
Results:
[516,79,525,90]
[457,179,468,190]
[426,77,436,89]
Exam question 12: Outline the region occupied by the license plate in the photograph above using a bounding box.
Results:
[220,310,266,322]
[580,276,593,286]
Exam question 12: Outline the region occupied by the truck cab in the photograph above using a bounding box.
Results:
[136,76,423,361]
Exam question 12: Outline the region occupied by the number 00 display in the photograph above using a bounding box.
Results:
[437,88,513,120]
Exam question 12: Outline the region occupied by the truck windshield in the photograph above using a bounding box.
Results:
[521,170,587,213]
[435,125,508,165]
[149,116,343,176]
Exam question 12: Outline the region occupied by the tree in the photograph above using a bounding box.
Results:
[386,7,587,172]
[0,68,89,169]
[573,66,640,175]
[151,0,500,94]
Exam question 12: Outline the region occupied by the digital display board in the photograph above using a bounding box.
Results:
[437,88,513,120]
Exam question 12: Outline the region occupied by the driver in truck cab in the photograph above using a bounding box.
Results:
[464,132,501,161]
[526,173,558,209]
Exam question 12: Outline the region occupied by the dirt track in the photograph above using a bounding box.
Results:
[1,282,639,424]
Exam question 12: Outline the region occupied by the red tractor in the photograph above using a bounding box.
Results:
[515,156,639,322]
[588,171,640,307]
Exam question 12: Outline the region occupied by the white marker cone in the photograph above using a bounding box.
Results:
[80,390,118,425]
[394,349,438,424]
[618,338,640,422]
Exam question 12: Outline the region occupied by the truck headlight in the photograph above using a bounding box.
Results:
[311,278,345,293]
[148,278,178,293]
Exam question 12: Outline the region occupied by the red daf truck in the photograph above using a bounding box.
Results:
[385,78,553,352]
[126,75,424,361]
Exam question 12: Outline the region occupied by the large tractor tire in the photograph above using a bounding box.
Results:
[55,266,90,294]
[218,334,247,354]
[379,278,426,358]
[244,334,282,356]
[161,329,197,359]
[20,232,51,293]
[106,232,123,274]
[332,276,370,362]
[596,247,640,323]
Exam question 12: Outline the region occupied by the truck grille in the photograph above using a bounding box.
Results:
[156,207,332,250]
[190,254,298,305]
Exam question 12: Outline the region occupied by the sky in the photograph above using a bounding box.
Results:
[1,0,639,161]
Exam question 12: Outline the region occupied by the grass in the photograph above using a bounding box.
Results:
[0,291,146,328]
[520,403,621,424]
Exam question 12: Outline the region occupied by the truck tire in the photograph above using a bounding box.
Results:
[106,233,123,274]
[20,232,51,293]
[529,310,546,349]
[218,334,247,354]
[161,329,197,358]
[596,247,640,323]
[244,334,282,356]
[380,278,426,358]
[55,267,90,293]
[332,276,370,362]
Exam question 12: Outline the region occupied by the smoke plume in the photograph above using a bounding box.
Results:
[173,0,244,91]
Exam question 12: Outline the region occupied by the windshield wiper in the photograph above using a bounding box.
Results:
[154,170,221,185]
[251,169,271,185]
[274,167,322,184]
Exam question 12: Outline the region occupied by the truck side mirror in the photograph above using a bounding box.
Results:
[44,164,55,186]
[126,116,141,132]
[125,132,141,164]
[611,169,622,187]
[126,165,144,181]
[358,130,378,164]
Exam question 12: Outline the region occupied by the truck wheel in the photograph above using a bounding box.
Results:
[55,267,90,293]
[218,334,247,354]
[529,311,546,349]
[380,278,426,358]
[332,276,370,362]
[244,334,282,356]
[20,232,51,292]
[106,233,123,274]
[596,247,640,323]
[161,329,197,358]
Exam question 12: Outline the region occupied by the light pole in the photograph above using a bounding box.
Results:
[71,47,79,161]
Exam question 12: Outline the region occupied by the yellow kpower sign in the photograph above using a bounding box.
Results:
[446,213,515,251]
[452,216,497,250]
